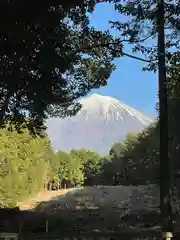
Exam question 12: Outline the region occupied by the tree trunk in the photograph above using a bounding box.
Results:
[157,0,173,234]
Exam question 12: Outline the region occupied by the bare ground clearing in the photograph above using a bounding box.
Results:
[14,185,180,232]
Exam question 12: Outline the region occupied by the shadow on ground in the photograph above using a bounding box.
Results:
[1,185,180,234]
[0,185,165,234]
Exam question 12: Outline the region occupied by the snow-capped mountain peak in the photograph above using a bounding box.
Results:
[79,94,153,126]
[47,94,154,155]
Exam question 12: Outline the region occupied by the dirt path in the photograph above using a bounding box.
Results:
[18,188,76,210]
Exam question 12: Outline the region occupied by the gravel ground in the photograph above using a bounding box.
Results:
[14,185,180,233]
[35,185,159,213]
[33,185,162,231]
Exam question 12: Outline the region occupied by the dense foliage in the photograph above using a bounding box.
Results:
[0,0,122,131]
[0,126,53,207]
[0,124,158,208]
[105,0,179,72]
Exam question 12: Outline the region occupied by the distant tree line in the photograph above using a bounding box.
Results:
[0,122,158,208]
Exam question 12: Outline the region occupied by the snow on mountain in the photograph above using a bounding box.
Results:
[47,94,154,155]
[79,94,152,125]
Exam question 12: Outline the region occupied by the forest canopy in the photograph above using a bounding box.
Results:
[0,0,122,131]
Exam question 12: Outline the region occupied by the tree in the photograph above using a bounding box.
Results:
[99,133,140,185]
[123,133,138,151]
[94,0,179,233]
[0,0,121,130]
[50,150,85,188]
[119,124,159,185]
[107,0,179,68]
[157,0,173,232]
[167,64,180,193]
[71,149,101,185]
[109,142,124,158]
[0,125,54,207]
[100,154,118,185]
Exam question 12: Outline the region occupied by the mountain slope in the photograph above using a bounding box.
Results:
[47,94,154,155]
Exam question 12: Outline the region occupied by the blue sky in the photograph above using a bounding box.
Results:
[88,3,158,116]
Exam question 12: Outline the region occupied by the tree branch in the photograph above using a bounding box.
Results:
[70,39,123,54]
[47,31,157,63]
[122,52,155,63]
[69,40,157,63]
[138,33,156,43]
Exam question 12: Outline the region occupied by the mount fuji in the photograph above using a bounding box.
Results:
[47,94,154,155]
